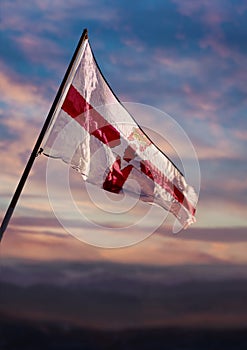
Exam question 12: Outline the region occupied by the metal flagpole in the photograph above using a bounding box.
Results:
[0,28,88,242]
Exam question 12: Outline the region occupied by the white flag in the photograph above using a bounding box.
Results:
[42,38,197,228]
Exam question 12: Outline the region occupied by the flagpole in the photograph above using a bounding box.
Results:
[0,28,88,242]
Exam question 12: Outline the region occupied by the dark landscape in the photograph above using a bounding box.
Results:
[1,261,247,349]
[1,317,247,350]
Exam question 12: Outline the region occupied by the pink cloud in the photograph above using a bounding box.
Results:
[172,0,205,16]
[13,34,67,77]
[122,38,145,53]
[182,83,221,115]
[201,33,229,59]
[0,115,46,177]
[1,225,101,262]
[0,69,46,107]
[172,0,245,60]
[172,0,231,24]
[1,217,247,265]
[194,121,244,159]
[0,0,119,34]
[155,52,202,76]
[154,52,222,120]
[233,129,247,141]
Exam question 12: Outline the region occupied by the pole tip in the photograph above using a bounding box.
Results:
[83,28,88,39]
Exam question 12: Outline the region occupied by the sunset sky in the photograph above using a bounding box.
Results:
[1,0,247,334]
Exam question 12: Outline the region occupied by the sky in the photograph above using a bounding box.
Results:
[0,0,247,335]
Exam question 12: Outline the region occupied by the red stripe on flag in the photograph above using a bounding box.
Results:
[141,160,196,215]
[103,157,133,194]
[62,85,120,147]
[62,86,195,216]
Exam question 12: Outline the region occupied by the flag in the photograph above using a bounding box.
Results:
[41,35,197,228]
